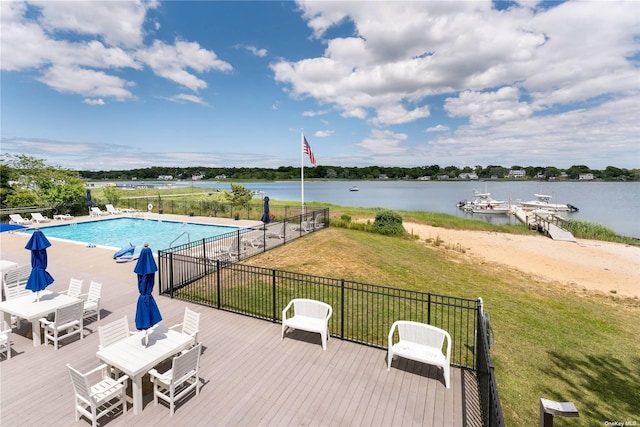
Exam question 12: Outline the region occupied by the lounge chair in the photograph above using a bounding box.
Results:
[105,204,122,215]
[53,213,74,220]
[114,245,143,263]
[8,214,32,225]
[266,222,286,240]
[90,207,109,217]
[31,212,51,223]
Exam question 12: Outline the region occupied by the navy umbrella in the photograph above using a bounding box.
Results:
[86,189,93,207]
[134,243,162,345]
[260,196,271,224]
[25,229,55,301]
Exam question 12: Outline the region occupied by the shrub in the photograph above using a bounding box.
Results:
[372,209,405,237]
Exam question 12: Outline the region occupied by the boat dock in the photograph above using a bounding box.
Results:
[511,207,576,242]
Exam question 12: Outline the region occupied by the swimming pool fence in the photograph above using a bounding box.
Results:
[157,241,504,426]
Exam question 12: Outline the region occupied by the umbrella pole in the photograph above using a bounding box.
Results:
[144,330,148,347]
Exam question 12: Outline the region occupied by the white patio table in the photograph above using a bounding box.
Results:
[96,325,193,415]
[0,290,80,347]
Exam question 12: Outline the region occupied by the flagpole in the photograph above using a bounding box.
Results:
[301,129,305,213]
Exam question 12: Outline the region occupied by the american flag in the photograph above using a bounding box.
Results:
[303,136,317,166]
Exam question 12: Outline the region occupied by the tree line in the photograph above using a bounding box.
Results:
[79,164,639,181]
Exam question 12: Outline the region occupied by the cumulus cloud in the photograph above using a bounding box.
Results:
[1,1,231,101]
[83,98,105,106]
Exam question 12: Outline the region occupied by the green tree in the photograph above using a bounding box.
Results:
[102,186,123,206]
[224,183,254,211]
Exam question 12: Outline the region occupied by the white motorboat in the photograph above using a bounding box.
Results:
[458,191,509,212]
[349,186,359,192]
[519,194,578,212]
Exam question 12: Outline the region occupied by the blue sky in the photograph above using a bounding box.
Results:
[1,0,639,171]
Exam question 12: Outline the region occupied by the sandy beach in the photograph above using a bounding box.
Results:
[404,222,640,299]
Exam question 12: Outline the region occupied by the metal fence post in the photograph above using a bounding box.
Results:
[272,269,277,322]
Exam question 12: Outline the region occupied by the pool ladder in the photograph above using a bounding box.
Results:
[170,231,190,247]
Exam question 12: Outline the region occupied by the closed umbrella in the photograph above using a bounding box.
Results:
[260,196,271,224]
[86,189,93,215]
[134,243,162,346]
[25,229,55,301]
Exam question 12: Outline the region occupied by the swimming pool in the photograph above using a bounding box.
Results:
[24,217,240,251]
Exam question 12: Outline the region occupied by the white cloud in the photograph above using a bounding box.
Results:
[315,130,334,138]
[37,65,135,100]
[165,93,208,106]
[356,129,408,155]
[136,40,232,91]
[426,125,449,132]
[82,98,105,106]
[237,45,268,57]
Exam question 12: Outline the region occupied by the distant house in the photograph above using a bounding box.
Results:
[507,169,526,179]
[579,173,594,180]
[437,175,450,180]
[458,173,478,180]
[158,175,173,180]
[417,176,431,181]
[214,174,227,179]
[378,174,389,180]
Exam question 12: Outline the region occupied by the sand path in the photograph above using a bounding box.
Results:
[404,222,640,299]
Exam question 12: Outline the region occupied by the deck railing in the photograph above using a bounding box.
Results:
[477,300,505,427]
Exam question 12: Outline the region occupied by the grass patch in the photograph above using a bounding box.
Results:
[244,227,640,426]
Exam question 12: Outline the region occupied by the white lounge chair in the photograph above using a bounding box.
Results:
[67,363,129,427]
[266,222,286,240]
[90,207,109,217]
[40,300,84,350]
[148,343,202,415]
[53,213,74,220]
[282,298,333,350]
[8,214,32,225]
[31,212,51,223]
[83,281,102,321]
[387,320,451,388]
[105,204,121,215]
[169,307,200,346]
[0,328,11,360]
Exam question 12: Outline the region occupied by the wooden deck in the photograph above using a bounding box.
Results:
[0,215,481,426]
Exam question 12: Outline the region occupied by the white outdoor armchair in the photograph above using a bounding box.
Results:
[0,328,11,360]
[83,281,102,321]
[148,343,202,415]
[3,265,32,301]
[67,363,129,427]
[98,316,132,350]
[169,307,200,346]
[281,298,333,350]
[39,300,84,350]
[387,320,451,388]
[64,278,84,298]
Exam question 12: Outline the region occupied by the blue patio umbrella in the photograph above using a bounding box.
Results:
[86,189,93,207]
[25,229,55,301]
[134,243,162,345]
[260,196,271,224]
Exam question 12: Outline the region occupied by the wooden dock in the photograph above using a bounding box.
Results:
[511,207,576,242]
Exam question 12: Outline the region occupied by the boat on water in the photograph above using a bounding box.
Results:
[349,186,359,192]
[519,194,579,212]
[458,191,510,213]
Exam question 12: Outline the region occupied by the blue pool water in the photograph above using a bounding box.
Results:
[24,217,240,251]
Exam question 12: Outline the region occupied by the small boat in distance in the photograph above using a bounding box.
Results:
[349,186,359,192]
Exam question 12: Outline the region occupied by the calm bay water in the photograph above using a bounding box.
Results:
[174,180,639,238]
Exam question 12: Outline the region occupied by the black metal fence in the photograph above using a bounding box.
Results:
[476,300,505,427]
[157,214,504,426]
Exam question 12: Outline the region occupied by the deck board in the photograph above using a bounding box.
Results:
[1,217,480,426]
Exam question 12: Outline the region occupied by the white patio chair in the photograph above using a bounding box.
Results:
[169,307,200,346]
[387,320,451,388]
[266,222,286,240]
[83,281,102,321]
[105,204,121,215]
[39,300,84,350]
[63,278,84,298]
[0,328,11,360]
[8,214,32,225]
[98,316,132,350]
[148,343,202,415]
[67,363,129,427]
[3,265,32,301]
[282,298,333,350]
[90,207,109,217]
[30,212,51,223]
